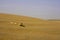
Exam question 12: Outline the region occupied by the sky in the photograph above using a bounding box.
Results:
[0,0,60,20]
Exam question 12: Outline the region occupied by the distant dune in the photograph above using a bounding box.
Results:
[0,13,60,40]
[48,19,60,21]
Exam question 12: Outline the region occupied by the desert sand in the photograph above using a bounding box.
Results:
[0,13,60,40]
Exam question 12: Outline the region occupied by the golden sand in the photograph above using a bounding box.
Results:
[0,13,60,40]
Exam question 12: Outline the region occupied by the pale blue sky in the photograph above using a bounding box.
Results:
[0,0,60,19]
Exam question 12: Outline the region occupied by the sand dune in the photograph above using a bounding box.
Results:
[0,13,60,40]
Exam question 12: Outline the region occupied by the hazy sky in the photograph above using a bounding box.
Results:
[0,0,60,19]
